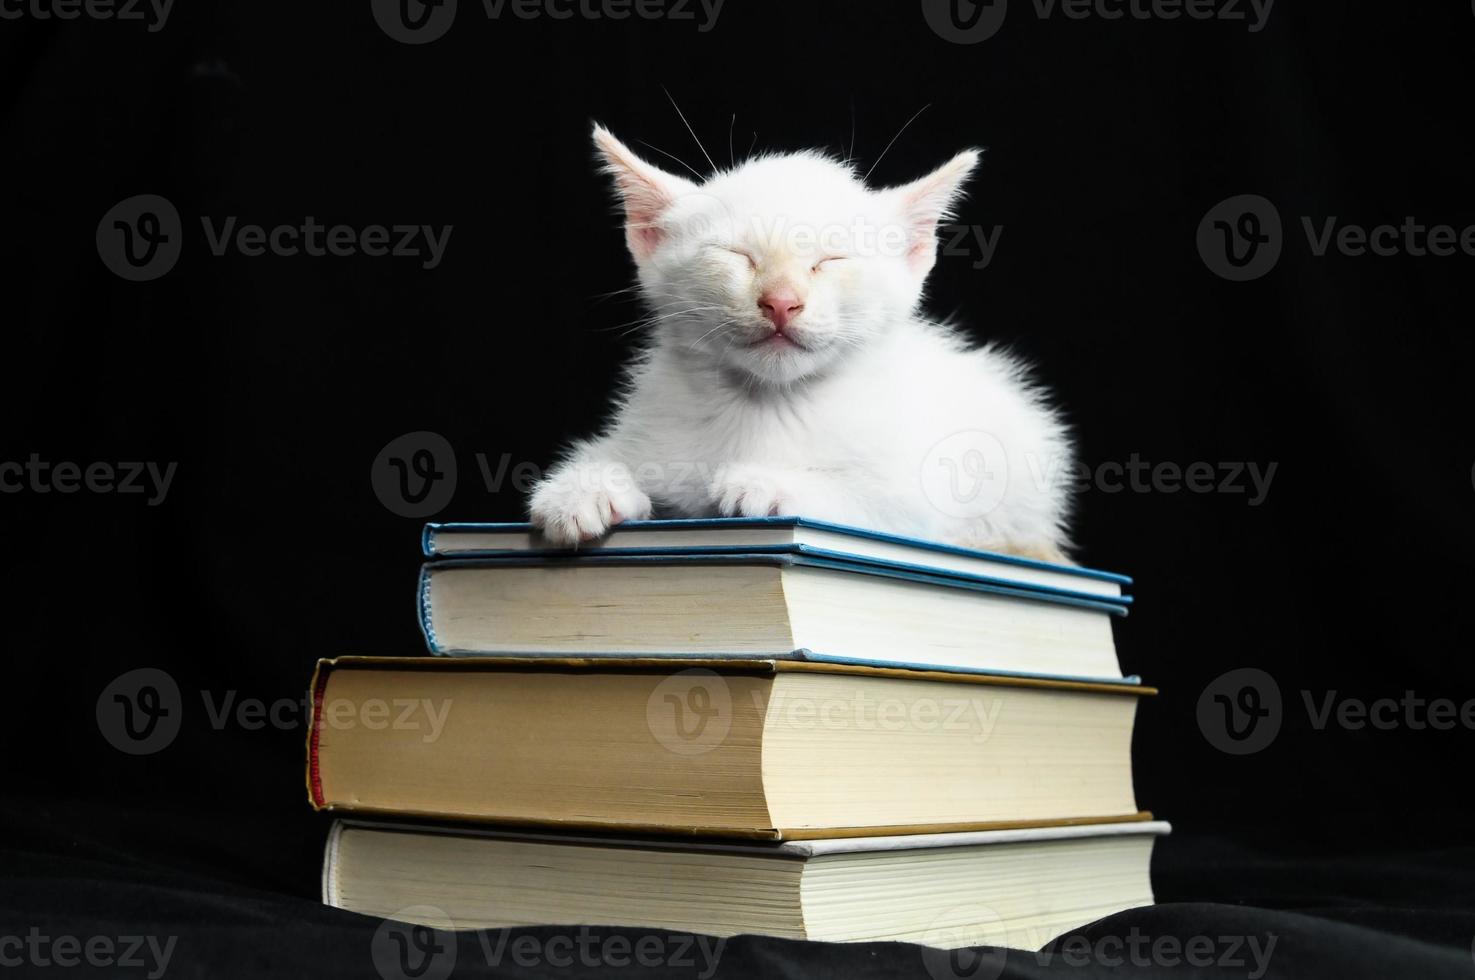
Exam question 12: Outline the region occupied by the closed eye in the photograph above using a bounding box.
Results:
[719,246,757,269]
[812,256,848,272]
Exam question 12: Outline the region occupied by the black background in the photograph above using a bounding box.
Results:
[4,1,1475,976]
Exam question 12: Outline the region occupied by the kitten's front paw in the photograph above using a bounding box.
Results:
[710,464,802,518]
[529,462,652,545]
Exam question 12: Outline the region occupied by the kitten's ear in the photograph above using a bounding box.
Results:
[592,124,697,261]
[889,149,981,276]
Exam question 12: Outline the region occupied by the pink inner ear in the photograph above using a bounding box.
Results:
[593,126,695,262]
[908,233,932,268]
[626,219,665,258]
[899,194,951,276]
[901,189,957,274]
[611,175,673,260]
[907,233,938,274]
[894,149,980,276]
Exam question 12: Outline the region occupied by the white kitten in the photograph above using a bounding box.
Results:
[527,124,1074,562]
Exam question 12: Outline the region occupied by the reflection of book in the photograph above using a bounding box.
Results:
[308,656,1152,838]
[324,818,1169,947]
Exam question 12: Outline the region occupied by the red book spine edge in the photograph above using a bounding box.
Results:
[306,659,332,809]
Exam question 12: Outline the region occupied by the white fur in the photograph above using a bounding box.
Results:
[528,125,1074,561]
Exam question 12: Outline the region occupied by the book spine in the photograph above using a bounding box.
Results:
[306,660,333,808]
[416,564,442,654]
[320,820,345,906]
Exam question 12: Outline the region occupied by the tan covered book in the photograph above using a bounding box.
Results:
[307,656,1152,839]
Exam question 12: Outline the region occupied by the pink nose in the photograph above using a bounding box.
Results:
[758,290,805,329]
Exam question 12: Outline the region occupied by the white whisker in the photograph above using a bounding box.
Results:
[864,104,930,183]
[664,86,717,174]
[636,139,705,180]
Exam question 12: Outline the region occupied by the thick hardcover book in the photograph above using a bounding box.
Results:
[307,656,1153,839]
[418,553,1130,681]
[424,516,1132,602]
[324,818,1169,947]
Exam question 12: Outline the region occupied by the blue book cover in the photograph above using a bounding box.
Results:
[422,516,1132,607]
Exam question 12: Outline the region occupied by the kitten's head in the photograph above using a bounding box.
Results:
[593,124,979,385]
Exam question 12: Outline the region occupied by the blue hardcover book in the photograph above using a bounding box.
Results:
[418,546,1136,684]
[423,516,1132,605]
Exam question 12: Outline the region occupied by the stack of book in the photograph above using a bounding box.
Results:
[308,517,1167,948]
